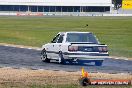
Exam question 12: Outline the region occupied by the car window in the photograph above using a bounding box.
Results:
[51,34,60,43]
[66,33,98,44]
[57,35,63,43]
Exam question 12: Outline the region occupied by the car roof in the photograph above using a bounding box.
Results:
[59,31,91,34]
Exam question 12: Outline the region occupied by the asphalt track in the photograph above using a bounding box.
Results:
[0,45,132,74]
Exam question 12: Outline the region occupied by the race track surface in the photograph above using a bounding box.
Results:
[0,45,132,73]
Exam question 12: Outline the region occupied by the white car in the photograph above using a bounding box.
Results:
[41,32,109,66]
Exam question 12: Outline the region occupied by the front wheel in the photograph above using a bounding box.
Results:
[41,49,50,63]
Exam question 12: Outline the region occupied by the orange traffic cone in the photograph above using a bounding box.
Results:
[79,67,91,86]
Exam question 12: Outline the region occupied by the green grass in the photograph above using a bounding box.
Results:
[0,16,132,58]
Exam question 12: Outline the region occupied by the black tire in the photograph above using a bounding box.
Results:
[95,60,103,66]
[41,49,50,63]
[68,59,73,65]
[59,51,66,65]
[79,77,91,86]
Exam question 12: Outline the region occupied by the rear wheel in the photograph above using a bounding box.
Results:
[41,49,50,63]
[95,60,103,66]
[58,51,66,65]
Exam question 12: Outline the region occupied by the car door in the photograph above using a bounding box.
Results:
[46,34,60,59]
[53,34,64,59]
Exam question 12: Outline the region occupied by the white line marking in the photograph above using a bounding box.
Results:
[3,44,42,51]
[124,59,128,60]
[2,44,131,61]
[120,73,126,75]
[4,67,12,69]
[36,49,41,51]
[38,69,44,71]
[4,45,9,46]
[115,58,119,59]
[28,48,32,50]
[20,47,24,48]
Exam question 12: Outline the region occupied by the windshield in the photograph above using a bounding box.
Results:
[66,33,99,44]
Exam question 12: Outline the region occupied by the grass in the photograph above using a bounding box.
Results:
[30,84,132,88]
[0,83,132,88]
[0,16,132,58]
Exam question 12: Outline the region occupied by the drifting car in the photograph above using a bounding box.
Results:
[41,32,109,66]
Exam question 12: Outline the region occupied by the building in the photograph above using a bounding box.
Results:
[0,0,112,13]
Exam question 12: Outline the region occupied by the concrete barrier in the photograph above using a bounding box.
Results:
[0,12,132,16]
[103,14,132,16]
[0,12,17,15]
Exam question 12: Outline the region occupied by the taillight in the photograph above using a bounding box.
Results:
[98,47,108,52]
[68,45,78,52]
[102,47,108,52]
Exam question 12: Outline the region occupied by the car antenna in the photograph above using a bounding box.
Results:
[84,24,88,28]
[86,24,88,27]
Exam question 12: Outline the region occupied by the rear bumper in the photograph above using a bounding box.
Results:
[63,52,109,60]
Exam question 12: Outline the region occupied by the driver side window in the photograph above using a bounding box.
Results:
[57,35,63,43]
[51,34,60,43]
